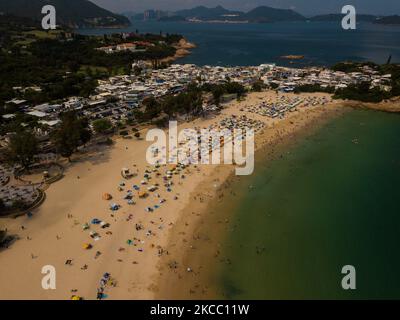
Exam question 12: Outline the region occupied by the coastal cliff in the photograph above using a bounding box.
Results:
[161,38,197,63]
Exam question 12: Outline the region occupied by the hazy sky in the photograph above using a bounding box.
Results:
[92,0,400,16]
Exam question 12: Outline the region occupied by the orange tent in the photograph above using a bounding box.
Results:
[102,193,112,200]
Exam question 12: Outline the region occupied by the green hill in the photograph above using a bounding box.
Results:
[170,5,306,23]
[0,0,130,28]
[374,15,400,25]
[175,5,243,20]
[243,6,306,22]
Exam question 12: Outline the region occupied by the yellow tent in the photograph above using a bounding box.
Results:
[138,191,148,199]
[83,243,92,250]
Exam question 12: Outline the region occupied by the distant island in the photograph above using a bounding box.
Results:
[129,5,306,23]
[375,15,400,25]
[0,0,131,28]
[309,13,400,25]
[128,5,400,25]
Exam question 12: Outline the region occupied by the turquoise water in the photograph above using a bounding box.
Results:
[219,109,400,299]
[79,21,400,66]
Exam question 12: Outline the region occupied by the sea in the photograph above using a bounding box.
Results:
[79,20,400,67]
[80,21,400,299]
[216,109,400,299]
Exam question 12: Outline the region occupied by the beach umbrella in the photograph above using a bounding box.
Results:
[83,243,92,250]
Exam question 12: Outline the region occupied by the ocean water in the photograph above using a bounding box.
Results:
[217,109,400,299]
[79,21,400,67]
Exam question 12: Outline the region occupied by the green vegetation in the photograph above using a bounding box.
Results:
[331,61,379,73]
[0,199,5,216]
[0,229,6,242]
[0,0,131,28]
[0,15,182,107]
[296,62,400,102]
[201,82,246,106]
[251,80,267,92]
[132,82,246,126]
[333,82,391,103]
[51,111,91,160]
[5,129,38,168]
[92,118,113,134]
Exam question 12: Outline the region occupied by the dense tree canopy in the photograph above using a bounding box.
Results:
[6,129,38,168]
[92,118,113,134]
[51,111,92,160]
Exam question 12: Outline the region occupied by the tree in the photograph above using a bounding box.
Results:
[0,198,5,216]
[6,130,38,168]
[252,80,266,92]
[93,118,113,134]
[142,96,161,121]
[133,65,143,76]
[0,229,6,243]
[225,81,246,98]
[52,111,92,161]
[212,86,225,108]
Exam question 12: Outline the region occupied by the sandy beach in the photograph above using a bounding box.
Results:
[0,91,345,300]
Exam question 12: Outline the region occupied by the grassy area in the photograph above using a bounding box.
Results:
[23,30,62,39]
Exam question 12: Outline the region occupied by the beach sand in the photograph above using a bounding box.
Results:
[0,91,345,300]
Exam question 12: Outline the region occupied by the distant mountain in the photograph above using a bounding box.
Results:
[309,14,379,22]
[242,6,306,22]
[175,5,243,21]
[374,15,400,25]
[149,5,306,23]
[0,0,130,28]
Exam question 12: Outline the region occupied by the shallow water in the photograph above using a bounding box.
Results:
[216,109,400,299]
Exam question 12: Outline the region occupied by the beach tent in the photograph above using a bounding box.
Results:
[83,243,92,250]
[124,193,133,200]
[102,193,112,200]
[110,203,120,211]
[100,221,110,229]
[138,191,148,199]
[121,168,134,179]
[147,186,158,192]
[91,219,102,225]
